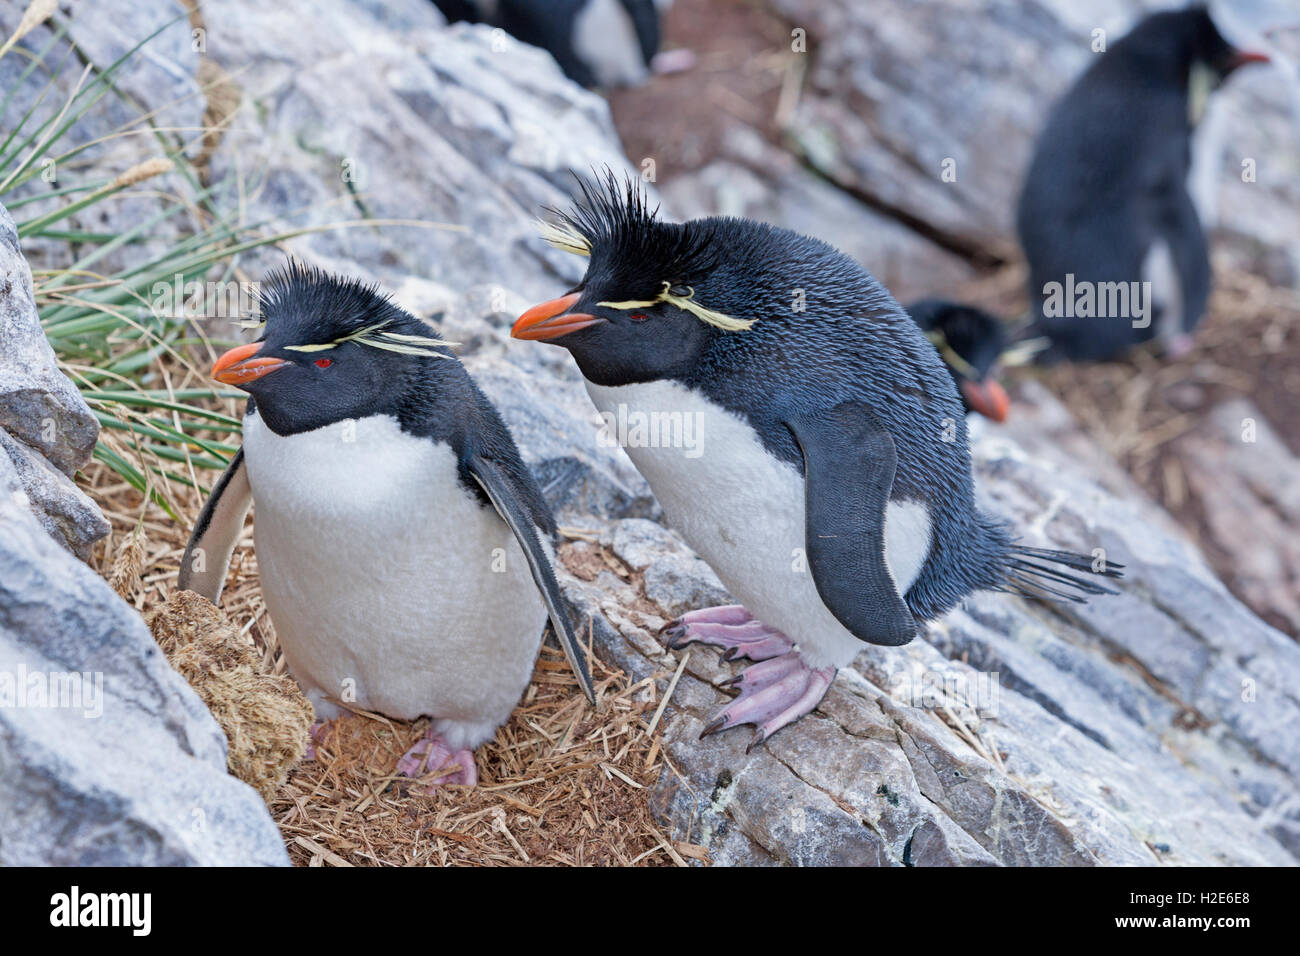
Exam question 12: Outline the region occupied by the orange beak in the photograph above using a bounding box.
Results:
[961,378,1010,423]
[211,342,289,386]
[1229,50,1270,68]
[511,292,603,341]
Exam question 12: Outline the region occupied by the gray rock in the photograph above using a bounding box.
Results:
[1171,398,1300,638]
[467,350,657,521]
[0,462,288,866]
[0,428,109,560]
[0,196,109,558]
[0,203,99,477]
[190,5,634,304]
[601,518,729,619]
[659,129,978,301]
[557,387,1300,865]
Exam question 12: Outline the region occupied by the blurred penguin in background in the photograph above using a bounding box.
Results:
[906,299,1011,422]
[434,0,689,89]
[1016,5,1270,363]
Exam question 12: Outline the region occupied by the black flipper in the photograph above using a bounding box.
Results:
[785,402,918,647]
[1162,183,1211,336]
[178,447,252,603]
[467,454,596,704]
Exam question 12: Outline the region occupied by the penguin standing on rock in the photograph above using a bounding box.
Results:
[511,174,1122,750]
[180,263,594,787]
[1017,5,1269,363]
[905,298,1010,422]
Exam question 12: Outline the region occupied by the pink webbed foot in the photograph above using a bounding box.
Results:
[304,719,331,761]
[703,652,836,753]
[662,605,795,662]
[397,728,478,790]
[1163,333,1195,359]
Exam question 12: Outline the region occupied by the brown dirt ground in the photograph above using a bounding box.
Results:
[609,0,794,175]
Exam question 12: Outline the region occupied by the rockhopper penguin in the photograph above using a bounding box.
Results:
[512,174,1122,750]
[1016,5,1269,363]
[905,298,1010,422]
[180,263,595,786]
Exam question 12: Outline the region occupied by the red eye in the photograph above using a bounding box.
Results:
[314,358,333,368]
[630,313,649,322]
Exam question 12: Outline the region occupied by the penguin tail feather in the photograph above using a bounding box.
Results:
[1001,545,1124,604]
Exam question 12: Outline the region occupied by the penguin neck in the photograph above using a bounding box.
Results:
[392,359,480,445]
[568,329,719,389]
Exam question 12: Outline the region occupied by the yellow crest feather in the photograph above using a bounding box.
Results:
[599,283,753,332]
[596,299,659,309]
[659,284,754,331]
[537,219,591,256]
[283,321,457,358]
[998,336,1050,368]
[925,329,977,378]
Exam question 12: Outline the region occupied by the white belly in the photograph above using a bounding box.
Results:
[573,0,651,87]
[586,380,930,669]
[241,410,547,749]
[1143,239,1183,344]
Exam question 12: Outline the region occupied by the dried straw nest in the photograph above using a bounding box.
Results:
[274,642,705,866]
[93,454,697,864]
[1036,263,1300,500]
[147,589,313,799]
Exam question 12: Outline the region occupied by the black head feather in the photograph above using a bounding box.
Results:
[546,170,720,304]
[906,298,1007,382]
[1121,5,1250,78]
[255,260,434,349]
[232,261,455,435]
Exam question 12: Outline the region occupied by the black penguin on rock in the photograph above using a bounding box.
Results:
[434,0,667,88]
[1016,5,1268,363]
[905,298,1010,422]
[180,263,594,787]
[512,174,1122,749]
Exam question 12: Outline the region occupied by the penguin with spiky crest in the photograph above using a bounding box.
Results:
[906,298,1011,421]
[180,263,594,787]
[1017,5,1269,363]
[511,173,1122,750]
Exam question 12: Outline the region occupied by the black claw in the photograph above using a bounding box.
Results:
[661,622,687,648]
[745,730,767,755]
[722,646,740,662]
[700,716,728,739]
[719,673,743,689]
